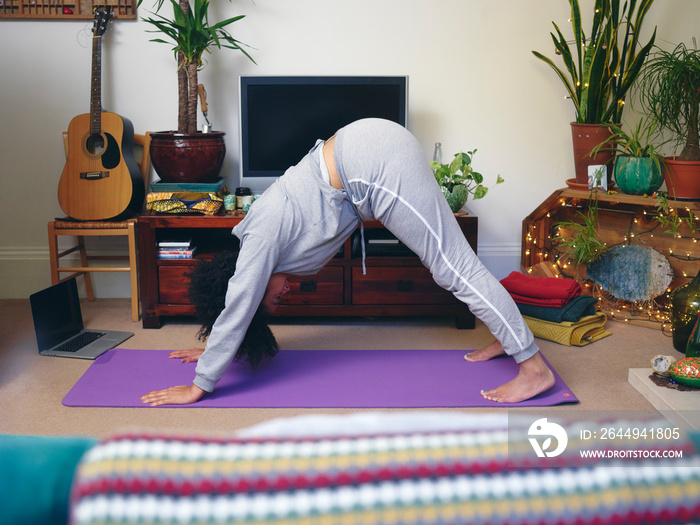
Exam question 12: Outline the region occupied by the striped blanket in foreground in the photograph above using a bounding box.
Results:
[70,424,700,524]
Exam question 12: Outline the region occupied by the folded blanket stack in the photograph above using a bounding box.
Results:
[500,271,610,346]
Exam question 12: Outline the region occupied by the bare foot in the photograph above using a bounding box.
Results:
[480,352,555,403]
[464,340,505,362]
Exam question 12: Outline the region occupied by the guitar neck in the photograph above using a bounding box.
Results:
[90,34,102,135]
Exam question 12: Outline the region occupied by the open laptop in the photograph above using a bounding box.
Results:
[30,278,133,359]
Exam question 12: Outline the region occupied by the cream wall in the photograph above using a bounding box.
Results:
[0,0,697,298]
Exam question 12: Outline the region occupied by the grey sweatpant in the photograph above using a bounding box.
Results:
[334,119,538,363]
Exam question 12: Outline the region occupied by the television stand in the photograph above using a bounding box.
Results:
[137,212,477,329]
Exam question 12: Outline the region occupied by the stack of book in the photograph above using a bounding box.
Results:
[157,237,197,259]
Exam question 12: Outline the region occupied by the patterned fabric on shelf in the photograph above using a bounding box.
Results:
[146,192,223,215]
[70,426,700,525]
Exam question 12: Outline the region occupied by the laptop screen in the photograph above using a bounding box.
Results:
[30,278,83,351]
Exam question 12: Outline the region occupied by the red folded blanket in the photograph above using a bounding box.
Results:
[500,271,582,307]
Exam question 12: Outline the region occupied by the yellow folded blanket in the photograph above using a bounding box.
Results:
[523,312,611,346]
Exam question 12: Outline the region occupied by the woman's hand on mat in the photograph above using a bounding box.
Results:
[140,384,206,407]
[169,348,205,363]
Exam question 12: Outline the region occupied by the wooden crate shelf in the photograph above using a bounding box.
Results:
[522,188,700,330]
[0,0,136,19]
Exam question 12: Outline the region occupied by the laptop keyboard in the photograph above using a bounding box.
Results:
[54,331,106,353]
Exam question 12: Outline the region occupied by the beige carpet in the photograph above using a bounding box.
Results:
[0,298,680,438]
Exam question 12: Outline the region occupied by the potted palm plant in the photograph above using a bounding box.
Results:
[532,0,657,188]
[139,0,255,183]
[636,38,700,199]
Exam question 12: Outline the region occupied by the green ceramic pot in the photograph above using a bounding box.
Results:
[613,156,664,196]
[441,185,469,213]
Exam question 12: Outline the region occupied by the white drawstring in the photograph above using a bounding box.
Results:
[360,222,366,275]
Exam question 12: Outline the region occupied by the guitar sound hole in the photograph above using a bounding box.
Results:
[85,133,106,156]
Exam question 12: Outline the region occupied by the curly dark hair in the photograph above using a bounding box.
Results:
[186,251,279,367]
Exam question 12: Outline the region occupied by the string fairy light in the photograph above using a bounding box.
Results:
[521,192,700,331]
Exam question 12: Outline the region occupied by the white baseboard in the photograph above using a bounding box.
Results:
[0,242,523,299]
[0,245,133,299]
[477,243,522,280]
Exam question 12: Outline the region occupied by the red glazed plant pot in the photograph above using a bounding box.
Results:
[150,131,226,184]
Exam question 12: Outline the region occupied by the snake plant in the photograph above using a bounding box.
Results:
[533,0,657,125]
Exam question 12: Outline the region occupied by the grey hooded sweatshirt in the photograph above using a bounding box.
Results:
[193,119,537,393]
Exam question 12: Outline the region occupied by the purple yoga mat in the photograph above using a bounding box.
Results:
[62,349,577,408]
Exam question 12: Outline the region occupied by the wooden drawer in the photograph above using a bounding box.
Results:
[158,266,192,304]
[159,265,345,306]
[283,267,344,306]
[139,214,476,329]
[352,267,455,305]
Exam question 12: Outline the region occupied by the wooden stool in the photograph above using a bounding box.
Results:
[48,132,151,322]
[48,219,139,321]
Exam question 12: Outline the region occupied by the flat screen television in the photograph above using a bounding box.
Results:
[239,76,408,191]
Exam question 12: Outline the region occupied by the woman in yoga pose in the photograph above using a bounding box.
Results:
[140,119,554,407]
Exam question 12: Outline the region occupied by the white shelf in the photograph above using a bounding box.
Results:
[628,368,700,429]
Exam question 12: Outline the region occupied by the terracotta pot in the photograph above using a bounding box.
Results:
[150,131,226,184]
[664,157,700,200]
[570,123,615,188]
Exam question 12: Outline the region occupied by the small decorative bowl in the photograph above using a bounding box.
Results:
[668,357,700,388]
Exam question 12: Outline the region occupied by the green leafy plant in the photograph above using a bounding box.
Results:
[430,150,504,213]
[555,170,607,265]
[139,0,255,134]
[532,0,657,124]
[430,150,504,199]
[636,38,700,162]
[654,192,698,238]
[591,118,669,173]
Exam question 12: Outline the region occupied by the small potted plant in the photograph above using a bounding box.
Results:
[636,38,700,199]
[430,150,504,212]
[554,169,607,269]
[139,0,255,183]
[591,118,668,195]
[532,0,657,188]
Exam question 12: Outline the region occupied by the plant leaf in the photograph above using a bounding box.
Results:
[449,154,463,176]
[473,185,488,200]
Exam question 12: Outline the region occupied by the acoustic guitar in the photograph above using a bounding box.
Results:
[58,7,144,221]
